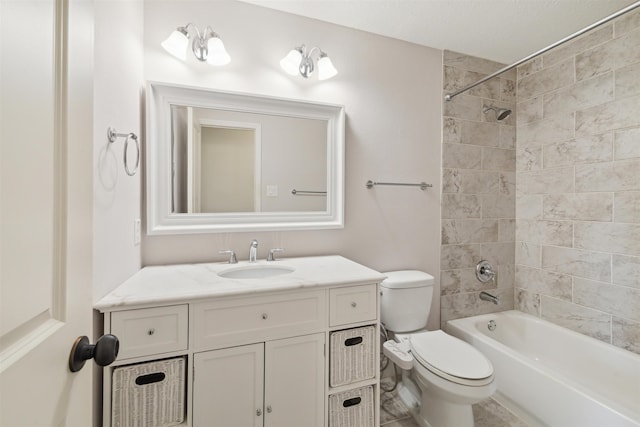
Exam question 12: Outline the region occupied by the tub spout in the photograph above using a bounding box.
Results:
[480,291,499,305]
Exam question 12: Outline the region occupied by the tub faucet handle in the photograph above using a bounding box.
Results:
[476,260,496,283]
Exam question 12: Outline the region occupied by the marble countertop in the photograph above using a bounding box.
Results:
[94,255,386,312]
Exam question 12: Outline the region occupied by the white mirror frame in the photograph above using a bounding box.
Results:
[146,81,345,234]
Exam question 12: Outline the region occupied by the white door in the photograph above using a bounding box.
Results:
[264,333,325,427]
[193,343,265,427]
[0,1,95,425]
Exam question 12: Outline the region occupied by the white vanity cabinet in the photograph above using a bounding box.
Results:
[96,256,386,427]
[193,333,325,427]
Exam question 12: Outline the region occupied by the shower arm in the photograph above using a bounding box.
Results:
[444,0,640,101]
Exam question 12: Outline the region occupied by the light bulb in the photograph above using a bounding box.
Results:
[280,48,303,76]
[206,37,231,66]
[161,28,189,61]
[317,54,338,80]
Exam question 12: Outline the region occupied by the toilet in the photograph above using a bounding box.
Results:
[381,270,495,427]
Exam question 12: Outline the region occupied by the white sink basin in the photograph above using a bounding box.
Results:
[218,264,295,279]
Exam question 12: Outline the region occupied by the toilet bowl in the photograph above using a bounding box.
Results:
[381,271,495,427]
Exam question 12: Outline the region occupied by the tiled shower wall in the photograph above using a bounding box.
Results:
[515,8,640,354]
[440,51,517,327]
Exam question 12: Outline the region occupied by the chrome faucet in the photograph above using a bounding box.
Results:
[480,291,499,305]
[249,239,258,262]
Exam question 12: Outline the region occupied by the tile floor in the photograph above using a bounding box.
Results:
[380,377,529,427]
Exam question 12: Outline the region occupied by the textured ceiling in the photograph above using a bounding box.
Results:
[239,0,638,64]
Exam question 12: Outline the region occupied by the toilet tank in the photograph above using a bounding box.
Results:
[380,270,434,333]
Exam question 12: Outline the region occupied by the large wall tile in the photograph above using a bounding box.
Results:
[481,242,515,266]
[575,159,640,192]
[517,58,574,100]
[460,120,501,147]
[516,289,540,316]
[515,242,541,268]
[540,296,612,342]
[516,146,542,171]
[517,57,542,80]
[517,113,575,147]
[543,72,614,117]
[482,148,516,171]
[442,219,499,244]
[499,172,515,195]
[574,278,640,322]
[441,244,483,270]
[614,7,640,36]
[499,125,516,150]
[515,265,572,300]
[444,50,513,77]
[444,93,482,121]
[516,97,543,125]
[482,194,515,218]
[516,219,573,246]
[615,61,640,98]
[443,143,482,169]
[612,254,640,289]
[574,221,640,256]
[612,317,640,354]
[575,27,640,81]
[614,127,640,160]
[575,94,640,136]
[498,219,516,242]
[543,25,613,67]
[443,169,499,194]
[442,194,481,219]
[441,288,514,328]
[517,167,574,195]
[516,195,543,219]
[543,133,613,168]
[441,268,493,295]
[543,193,613,221]
[614,191,640,223]
[541,246,611,282]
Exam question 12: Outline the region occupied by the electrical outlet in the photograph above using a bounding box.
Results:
[134,219,141,245]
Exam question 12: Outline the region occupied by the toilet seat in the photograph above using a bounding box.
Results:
[409,330,493,386]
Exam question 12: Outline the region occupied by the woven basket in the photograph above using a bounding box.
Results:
[329,386,375,427]
[330,325,376,387]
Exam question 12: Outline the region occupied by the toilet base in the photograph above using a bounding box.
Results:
[397,375,476,427]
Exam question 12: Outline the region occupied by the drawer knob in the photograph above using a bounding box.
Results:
[267,405,272,413]
[256,408,262,416]
[147,328,155,336]
[262,313,268,320]
[351,302,357,308]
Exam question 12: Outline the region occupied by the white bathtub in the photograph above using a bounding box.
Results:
[447,310,640,427]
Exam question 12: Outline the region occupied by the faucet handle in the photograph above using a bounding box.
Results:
[267,248,285,262]
[218,250,237,264]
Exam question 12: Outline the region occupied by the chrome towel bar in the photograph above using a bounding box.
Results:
[291,189,327,196]
[366,180,432,191]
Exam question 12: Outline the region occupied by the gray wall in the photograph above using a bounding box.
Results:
[439,51,517,328]
[515,8,640,354]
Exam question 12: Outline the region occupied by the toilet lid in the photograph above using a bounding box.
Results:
[409,330,493,382]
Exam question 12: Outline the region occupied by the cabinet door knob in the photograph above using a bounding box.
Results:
[262,313,268,320]
[256,408,262,416]
[147,328,155,335]
[266,405,272,413]
[351,301,357,308]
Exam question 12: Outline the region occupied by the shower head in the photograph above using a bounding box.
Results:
[483,104,512,121]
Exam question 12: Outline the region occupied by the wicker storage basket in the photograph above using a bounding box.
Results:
[111,357,186,427]
[329,385,375,427]
[330,325,376,387]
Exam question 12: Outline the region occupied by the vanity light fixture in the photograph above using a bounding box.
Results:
[161,23,230,66]
[280,44,338,80]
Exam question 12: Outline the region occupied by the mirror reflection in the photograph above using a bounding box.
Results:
[170,106,327,214]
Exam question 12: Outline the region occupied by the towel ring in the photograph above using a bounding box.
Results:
[123,133,139,176]
[107,127,140,176]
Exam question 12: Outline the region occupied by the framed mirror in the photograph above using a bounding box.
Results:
[146,82,345,234]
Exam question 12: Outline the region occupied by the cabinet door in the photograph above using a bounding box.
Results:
[193,343,264,427]
[264,333,325,427]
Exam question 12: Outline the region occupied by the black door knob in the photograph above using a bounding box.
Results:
[69,334,119,372]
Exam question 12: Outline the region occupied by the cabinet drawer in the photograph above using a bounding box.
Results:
[192,290,326,350]
[111,305,188,359]
[329,284,377,326]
